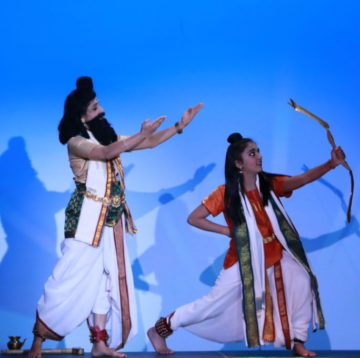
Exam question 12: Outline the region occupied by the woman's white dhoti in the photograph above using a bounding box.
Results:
[170,250,312,347]
[37,226,137,349]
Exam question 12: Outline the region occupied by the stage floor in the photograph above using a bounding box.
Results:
[2,351,360,358]
[125,352,358,358]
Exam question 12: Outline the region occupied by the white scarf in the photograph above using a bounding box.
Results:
[239,175,319,345]
[75,132,111,246]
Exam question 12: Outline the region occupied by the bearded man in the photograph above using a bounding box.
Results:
[29,77,202,358]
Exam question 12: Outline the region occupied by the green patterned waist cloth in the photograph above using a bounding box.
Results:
[64,181,125,238]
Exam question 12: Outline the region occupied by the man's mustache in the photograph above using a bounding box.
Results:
[88,112,106,122]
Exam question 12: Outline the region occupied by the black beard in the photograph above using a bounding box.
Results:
[86,113,117,145]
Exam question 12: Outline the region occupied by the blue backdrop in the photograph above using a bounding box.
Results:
[1,0,359,352]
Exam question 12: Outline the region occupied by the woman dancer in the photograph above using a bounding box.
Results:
[148,132,345,357]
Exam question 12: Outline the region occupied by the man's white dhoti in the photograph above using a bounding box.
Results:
[37,225,137,349]
[170,250,312,347]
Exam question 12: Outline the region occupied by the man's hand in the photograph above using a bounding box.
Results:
[179,103,204,130]
[140,116,166,136]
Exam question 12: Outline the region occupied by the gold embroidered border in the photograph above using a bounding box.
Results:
[114,158,137,234]
[35,311,64,341]
[274,262,291,349]
[92,161,112,247]
[269,195,325,329]
[262,273,275,342]
[234,223,260,347]
[113,220,132,349]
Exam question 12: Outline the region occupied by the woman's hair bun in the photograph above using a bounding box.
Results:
[76,76,93,91]
[227,132,243,144]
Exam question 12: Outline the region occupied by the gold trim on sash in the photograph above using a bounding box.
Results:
[262,273,275,343]
[234,223,260,347]
[274,261,291,349]
[114,158,137,234]
[92,161,112,247]
[113,220,132,349]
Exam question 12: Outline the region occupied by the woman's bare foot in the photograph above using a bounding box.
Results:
[91,341,126,357]
[28,336,43,358]
[293,342,316,357]
[147,327,174,355]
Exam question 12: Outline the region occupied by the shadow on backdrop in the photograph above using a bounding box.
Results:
[126,164,216,220]
[130,163,216,292]
[131,163,216,350]
[0,137,70,316]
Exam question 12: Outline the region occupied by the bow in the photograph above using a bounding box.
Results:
[288,98,354,223]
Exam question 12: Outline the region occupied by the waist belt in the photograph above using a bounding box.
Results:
[85,190,125,208]
[263,233,277,244]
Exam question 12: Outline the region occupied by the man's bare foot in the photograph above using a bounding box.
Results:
[28,336,43,358]
[91,341,126,357]
[147,327,174,355]
[293,342,316,357]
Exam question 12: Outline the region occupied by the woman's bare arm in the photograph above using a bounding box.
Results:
[282,146,345,192]
[188,204,230,237]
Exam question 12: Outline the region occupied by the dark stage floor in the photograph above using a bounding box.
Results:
[2,351,360,358]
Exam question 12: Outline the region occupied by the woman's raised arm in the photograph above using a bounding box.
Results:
[282,146,345,193]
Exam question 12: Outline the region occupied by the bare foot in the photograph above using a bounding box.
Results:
[91,341,126,357]
[28,336,43,358]
[293,342,316,357]
[147,327,174,355]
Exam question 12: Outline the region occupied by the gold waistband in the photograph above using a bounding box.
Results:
[263,233,277,244]
[85,191,125,208]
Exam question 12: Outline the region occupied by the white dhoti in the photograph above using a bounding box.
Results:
[37,225,137,349]
[170,250,312,347]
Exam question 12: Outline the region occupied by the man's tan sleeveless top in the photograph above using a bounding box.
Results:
[67,135,128,183]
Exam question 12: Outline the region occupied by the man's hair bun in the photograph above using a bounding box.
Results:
[227,132,243,144]
[76,76,93,92]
